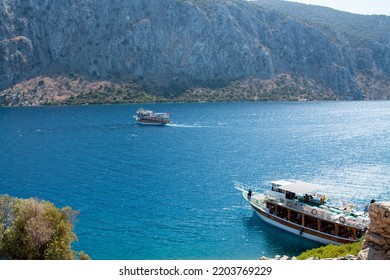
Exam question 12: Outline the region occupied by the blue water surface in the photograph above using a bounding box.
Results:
[1,101,389,259]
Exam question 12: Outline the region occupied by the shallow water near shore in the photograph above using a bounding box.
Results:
[1,101,389,259]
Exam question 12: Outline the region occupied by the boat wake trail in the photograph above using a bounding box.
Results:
[167,123,212,128]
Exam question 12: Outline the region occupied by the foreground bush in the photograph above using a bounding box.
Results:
[0,195,89,260]
[296,238,364,260]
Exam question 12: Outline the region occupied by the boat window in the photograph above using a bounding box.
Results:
[289,211,302,224]
[304,216,318,230]
[266,202,276,215]
[319,220,336,235]
[338,226,355,239]
[285,191,296,199]
[276,206,288,220]
[272,188,285,194]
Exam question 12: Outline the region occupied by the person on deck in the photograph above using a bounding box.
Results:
[248,189,252,200]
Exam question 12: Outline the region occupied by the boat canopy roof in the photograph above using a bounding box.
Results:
[271,180,322,195]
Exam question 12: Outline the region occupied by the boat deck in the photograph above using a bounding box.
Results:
[236,180,370,244]
[252,191,368,228]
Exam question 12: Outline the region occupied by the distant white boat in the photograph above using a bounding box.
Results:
[134,108,170,125]
[235,179,370,245]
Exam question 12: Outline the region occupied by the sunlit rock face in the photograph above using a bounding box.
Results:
[358,202,390,260]
[1,0,390,104]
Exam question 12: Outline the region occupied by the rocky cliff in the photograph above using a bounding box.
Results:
[358,202,390,260]
[1,0,390,106]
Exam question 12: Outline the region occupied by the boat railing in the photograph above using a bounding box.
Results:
[234,182,265,207]
[234,181,254,191]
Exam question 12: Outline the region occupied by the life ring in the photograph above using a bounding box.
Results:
[339,216,346,223]
[311,209,317,215]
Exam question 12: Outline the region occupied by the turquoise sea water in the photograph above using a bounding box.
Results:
[1,101,389,260]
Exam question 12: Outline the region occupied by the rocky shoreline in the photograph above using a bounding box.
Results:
[259,254,358,260]
[358,201,390,260]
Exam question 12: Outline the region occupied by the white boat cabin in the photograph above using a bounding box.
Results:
[270,180,327,204]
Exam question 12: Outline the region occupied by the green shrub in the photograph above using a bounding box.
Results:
[0,195,90,260]
[296,238,364,260]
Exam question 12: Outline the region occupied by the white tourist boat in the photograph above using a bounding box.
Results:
[134,108,170,125]
[235,179,370,245]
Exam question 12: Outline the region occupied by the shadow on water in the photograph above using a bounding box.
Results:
[243,212,322,258]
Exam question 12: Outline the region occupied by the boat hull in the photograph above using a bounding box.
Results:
[245,194,357,245]
[136,120,169,125]
[134,117,170,125]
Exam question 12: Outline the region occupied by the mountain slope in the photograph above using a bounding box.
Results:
[0,0,389,106]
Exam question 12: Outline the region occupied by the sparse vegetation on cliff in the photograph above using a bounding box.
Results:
[0,73,343,107]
